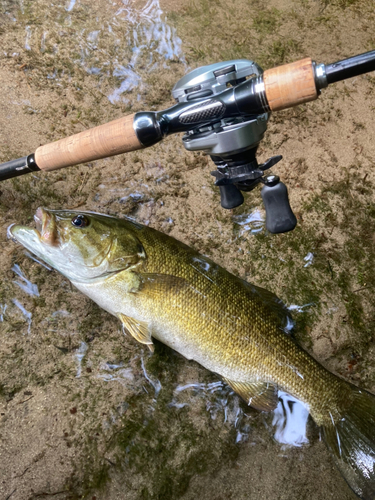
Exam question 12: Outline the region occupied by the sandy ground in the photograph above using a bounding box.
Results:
[0,0,375,499]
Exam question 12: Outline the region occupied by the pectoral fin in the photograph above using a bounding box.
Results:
[223,377,278,411]
[118,313,154,353]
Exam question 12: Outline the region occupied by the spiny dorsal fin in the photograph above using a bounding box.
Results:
[223,377,279,411]
[118,313,154,353]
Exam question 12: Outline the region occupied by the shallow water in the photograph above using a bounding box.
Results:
[0,0,375,499]
[19,0,186,104]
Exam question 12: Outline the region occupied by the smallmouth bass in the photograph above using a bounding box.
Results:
[9,208,375,499]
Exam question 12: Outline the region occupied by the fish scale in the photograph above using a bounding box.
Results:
[10,208,375,500]
[124,222,350,422]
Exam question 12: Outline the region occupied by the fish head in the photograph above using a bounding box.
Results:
[9,208,146,282]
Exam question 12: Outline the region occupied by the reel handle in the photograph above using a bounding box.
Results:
[218,185,244,209]
[261,176,297,234]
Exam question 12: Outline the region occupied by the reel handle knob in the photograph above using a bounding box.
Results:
[261,176,297,233]
[219,185,244,209]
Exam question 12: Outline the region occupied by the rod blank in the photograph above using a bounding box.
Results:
[325,50,375,85]
[0,155,39,181]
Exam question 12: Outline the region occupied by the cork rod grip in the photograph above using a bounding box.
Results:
[263,58,318,112]
[35,113,142,171]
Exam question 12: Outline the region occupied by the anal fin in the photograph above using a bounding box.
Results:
[118,313,154,353]
[223,377,278,411]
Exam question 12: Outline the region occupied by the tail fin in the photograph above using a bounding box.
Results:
[322,386,375,500]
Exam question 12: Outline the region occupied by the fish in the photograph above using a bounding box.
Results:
[9,207,375,500]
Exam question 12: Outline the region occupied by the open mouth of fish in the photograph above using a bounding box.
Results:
[34,207,58,245]
[8,207,59,247]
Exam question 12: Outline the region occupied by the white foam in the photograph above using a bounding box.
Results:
[233,209,265,235]
[12,299,32,334]
[12,264,39,297]
[303,252,314,267]
[141,356,162,398]
[75,342,88,378]
[25,26,32,51]
[65,0,77,12]
[288,303,314,314]
[272,392,309,447]
[0,304,7,322]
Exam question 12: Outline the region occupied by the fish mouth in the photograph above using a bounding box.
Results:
[7,223,18,243]
[34,207,58,246]
[34,207,43,234]
[8,207,59,248]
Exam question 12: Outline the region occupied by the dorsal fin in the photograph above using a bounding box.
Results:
[223,377,279,411]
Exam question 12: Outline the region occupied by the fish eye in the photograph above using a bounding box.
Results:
[71,215,89,228]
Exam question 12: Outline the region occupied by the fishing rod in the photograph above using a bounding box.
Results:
[1,50,375,233]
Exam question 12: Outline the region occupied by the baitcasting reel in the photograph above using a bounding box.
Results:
[1,50,375,233]
[172,60,296,233]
